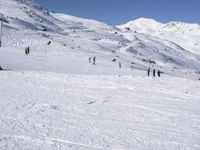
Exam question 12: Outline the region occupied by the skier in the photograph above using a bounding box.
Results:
[27,46,30,54]
[93,57,96,65]
[25,47,28,55]
[147,67,150,76]
[47,41,51,45]
[89,57,91,63]
[153,69,156,77]
[119,62,121,68]
[0,66,3,70]
[157,70,161,77]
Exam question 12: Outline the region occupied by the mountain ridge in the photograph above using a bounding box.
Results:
[118,18,200,55]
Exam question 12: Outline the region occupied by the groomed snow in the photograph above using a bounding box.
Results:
[0,71,200,150]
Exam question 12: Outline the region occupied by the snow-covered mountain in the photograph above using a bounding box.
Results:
[0,0,200,79]
[118,18,200,55]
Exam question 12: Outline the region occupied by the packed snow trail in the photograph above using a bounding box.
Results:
[0,71,200,150]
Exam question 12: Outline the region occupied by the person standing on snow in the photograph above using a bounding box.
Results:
[93,57,96,65]
[153,69,156,77]
[147,67,150,76]
[89,57,91,63]
[119,62,122,68]
[27,46,30,54]
[157,70,161,77]
[25,47,28,55]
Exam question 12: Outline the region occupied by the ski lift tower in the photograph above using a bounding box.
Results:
[0,14,8,47]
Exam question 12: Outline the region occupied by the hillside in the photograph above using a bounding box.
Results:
[0,0,199,79]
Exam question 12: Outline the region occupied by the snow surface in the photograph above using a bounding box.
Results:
[0,0,200,149]
[0,71,200,150]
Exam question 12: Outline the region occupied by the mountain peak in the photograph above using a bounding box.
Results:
[132,18,160,24]
[117,18,161,30]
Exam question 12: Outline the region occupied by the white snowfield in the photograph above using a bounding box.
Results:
[0,0,200,149]
[0,71,200,150]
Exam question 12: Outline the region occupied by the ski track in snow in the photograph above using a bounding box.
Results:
[0,71,200,150]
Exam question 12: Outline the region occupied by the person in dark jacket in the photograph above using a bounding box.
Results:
[93,57,96,65]
[0,66,3,70]
[157,70,162,77]
[25,49,27,55]
[89,57,91,63]
[47,41,51,45]
[27,46,30,54]
[147,67,150,76]
[119,62,122,68]
[153,69,156,77]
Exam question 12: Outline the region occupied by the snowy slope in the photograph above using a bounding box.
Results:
[0,1,200,149]
[0,0,199,78]
[0,71,200,150]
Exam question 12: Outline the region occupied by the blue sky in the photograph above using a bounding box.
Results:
[34,0,200,25]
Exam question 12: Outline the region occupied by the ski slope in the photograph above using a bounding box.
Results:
[0,0,200,79]
[0,0,200,149]
[0,71,200,150]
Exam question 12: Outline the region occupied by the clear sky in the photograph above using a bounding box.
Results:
[34,0,200,25]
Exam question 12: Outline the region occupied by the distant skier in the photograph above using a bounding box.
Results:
[119,62,122,68]
[47,41,51,45]
[0,66,3,70]
[25,47,28,55]
[27,46,30,54]
[147,67,150,76]
[157,70,162,77]
[93,57,96,65]
[89,57,91,63]
[153,69,156,77]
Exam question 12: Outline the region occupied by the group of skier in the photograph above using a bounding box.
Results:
[89,57,96,65]
[147,67,162,77]
[25,47,30,55]
[89,56,122,69]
